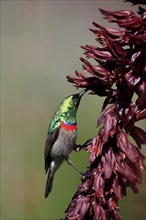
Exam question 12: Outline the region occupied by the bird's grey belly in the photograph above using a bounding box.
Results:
[51,129,76,159]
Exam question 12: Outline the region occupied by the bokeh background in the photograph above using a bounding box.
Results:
[1,1,146,219]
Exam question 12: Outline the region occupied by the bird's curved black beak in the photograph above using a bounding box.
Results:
[75,88,88,108]
[78,88,88,97]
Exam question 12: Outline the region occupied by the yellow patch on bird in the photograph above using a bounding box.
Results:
[60,96,73,112]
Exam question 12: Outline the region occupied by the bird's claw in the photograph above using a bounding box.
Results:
[74,138,92,152]
[83,138,92,147]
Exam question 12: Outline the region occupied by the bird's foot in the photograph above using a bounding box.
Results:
[74,138,92,152]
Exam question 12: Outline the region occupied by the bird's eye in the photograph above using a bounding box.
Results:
[72,95,78,100]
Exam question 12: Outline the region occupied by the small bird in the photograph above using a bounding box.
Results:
[44,89,87,198]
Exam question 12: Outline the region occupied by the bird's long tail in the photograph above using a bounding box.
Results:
[45,170,54,198]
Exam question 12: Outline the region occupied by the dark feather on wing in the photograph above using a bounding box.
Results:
[44,127,60,172]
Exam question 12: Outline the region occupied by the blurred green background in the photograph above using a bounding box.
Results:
[1,1,145,219]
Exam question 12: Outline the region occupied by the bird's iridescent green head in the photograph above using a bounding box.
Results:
[48,89,87,134]
[59,89,86,113]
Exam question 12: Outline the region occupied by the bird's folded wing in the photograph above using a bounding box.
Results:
[44,127,60,172]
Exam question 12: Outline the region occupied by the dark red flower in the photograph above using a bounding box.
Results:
[65,5,146,220]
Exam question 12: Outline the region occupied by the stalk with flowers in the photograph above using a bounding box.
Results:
[64,2,146,220]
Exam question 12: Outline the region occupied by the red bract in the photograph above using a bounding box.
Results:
[65,5,146,220]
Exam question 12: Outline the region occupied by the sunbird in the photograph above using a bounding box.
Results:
[44,89,87,198]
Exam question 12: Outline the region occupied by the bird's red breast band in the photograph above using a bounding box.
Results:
[60,122,77,131]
